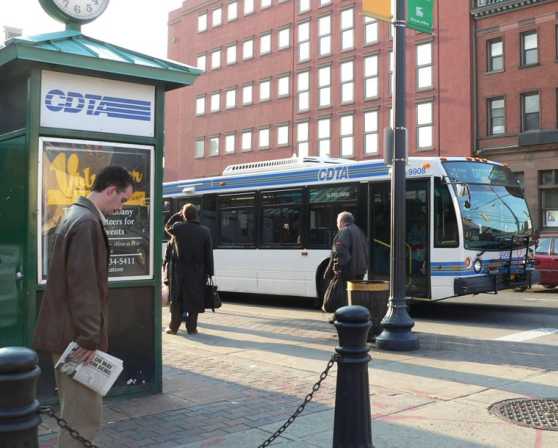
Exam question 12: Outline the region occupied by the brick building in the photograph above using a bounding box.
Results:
[165,0,473,181]
[473,0,558,233]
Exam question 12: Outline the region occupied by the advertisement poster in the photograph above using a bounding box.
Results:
[38,137,153,282]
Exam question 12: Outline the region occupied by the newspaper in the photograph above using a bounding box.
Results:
[55,341,123,397]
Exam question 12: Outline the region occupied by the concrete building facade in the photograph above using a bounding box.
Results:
[473,0,558,233]
[165,0,474,181]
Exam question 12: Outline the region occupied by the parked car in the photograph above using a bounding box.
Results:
[534,234,558,288]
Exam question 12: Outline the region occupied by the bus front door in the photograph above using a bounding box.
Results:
[369,179,430,299]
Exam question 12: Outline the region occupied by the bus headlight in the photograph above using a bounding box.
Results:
[473,259,482,273]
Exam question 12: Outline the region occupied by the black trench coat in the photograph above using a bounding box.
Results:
[170,220,214,313]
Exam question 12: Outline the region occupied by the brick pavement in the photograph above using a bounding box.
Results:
[38,298,558,448]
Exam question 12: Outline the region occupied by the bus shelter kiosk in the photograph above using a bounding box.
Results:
[0,30,200,397]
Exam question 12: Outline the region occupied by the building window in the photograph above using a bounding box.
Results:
[242,84,253,105]
[209,136,220,156]
[198,13,207,32]
[243,39,254,59]
[320,0,331,5]
[521,91,540,131]
[364,55,378,99]
[210,92,220,112]
[228,1,238,21]
[318,65,331,107]
[488,97,505,135]
[195,138,204,158]
[540,170,558,228]
[277,124,289,146]
[389,51,394,96]
[340,60,354,103]
[259,79,271,101]
[299,0,310,14]
[364,16,378,45]
[318,15,331,56]
[211,49,221,69]
[225,89,236,109]
[278,74,290,97]
[260,32,272,55]
[416,42,432,90]
[196,54,206,71]
[225,133,236,153]
[340,8,354,51]
[297,71,310,111]
[318,117,330,156]
[340,115,354,157]
[298,21,310,62]
[297,121,309,157]
[195,96,205,115]
[417,101,433,150]
[241,129,252,151]
[278,27,291,50]
[487,38,503,72]
[244,0,254,15]
[226,44,237,65]
[261,0,272,9]
[521,31,538,66]
[364,110,379,154]
[212,8,222,27]
[259,128,270,149]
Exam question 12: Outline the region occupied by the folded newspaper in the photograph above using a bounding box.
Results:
[55,341,123,397]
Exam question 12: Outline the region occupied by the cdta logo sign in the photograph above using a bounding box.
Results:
[44,89,152,122]
[318,166,349,181]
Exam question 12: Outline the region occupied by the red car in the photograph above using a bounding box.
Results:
[535,234,558,288]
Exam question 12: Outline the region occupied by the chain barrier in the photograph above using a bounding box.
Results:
[256,354,338,448]
[40,406,100,448]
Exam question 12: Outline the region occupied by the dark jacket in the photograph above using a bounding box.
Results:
[170,220,214,313]
[326,223,369,281]
[33,197,110,354]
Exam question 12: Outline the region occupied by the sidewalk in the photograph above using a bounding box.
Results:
[39,299,558,447]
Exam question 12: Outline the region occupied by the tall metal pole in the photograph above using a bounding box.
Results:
[376,0,419,351]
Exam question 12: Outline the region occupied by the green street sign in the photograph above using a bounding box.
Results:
[407,0,434,34]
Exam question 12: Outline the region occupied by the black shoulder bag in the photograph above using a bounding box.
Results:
[204,277,222,312]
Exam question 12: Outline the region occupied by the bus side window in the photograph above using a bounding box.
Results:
[201,195,218,243]
[218,194,257,247]
[434,178,459,248]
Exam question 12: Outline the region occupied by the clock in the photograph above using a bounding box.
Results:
[39,0,110,25]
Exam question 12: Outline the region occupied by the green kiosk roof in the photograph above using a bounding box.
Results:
[0,30,201,90]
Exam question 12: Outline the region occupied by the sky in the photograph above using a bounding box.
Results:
[0,0,185,58]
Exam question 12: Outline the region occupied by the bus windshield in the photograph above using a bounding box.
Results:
[443,161,533,250]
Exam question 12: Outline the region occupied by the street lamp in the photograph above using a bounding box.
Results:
[375,0,419,351]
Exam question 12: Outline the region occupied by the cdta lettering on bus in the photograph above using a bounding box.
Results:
[318,166,349,182]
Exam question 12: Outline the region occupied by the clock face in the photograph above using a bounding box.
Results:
[51,0,110,22]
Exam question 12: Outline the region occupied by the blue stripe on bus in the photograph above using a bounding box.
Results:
[163,162,389,196]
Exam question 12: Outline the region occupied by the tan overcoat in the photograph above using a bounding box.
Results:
[33,196,110,354]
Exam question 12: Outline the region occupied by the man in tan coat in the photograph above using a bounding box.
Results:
[33,166,133,447]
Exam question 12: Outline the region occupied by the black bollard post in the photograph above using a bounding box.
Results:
[332,305,373,448]
[0,347,42,448]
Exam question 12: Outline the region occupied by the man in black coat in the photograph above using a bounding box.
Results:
[323,211,369,313]
[168,203,214,334]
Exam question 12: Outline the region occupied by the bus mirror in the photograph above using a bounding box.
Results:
[383,127,394,167]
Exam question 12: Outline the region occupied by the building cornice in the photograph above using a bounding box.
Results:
[472,0,552,18]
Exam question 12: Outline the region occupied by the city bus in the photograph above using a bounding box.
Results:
[163,156,535,304]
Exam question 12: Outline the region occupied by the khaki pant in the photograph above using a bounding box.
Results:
[52,354,103,448]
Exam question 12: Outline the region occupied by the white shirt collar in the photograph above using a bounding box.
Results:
[94,204,108,225]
